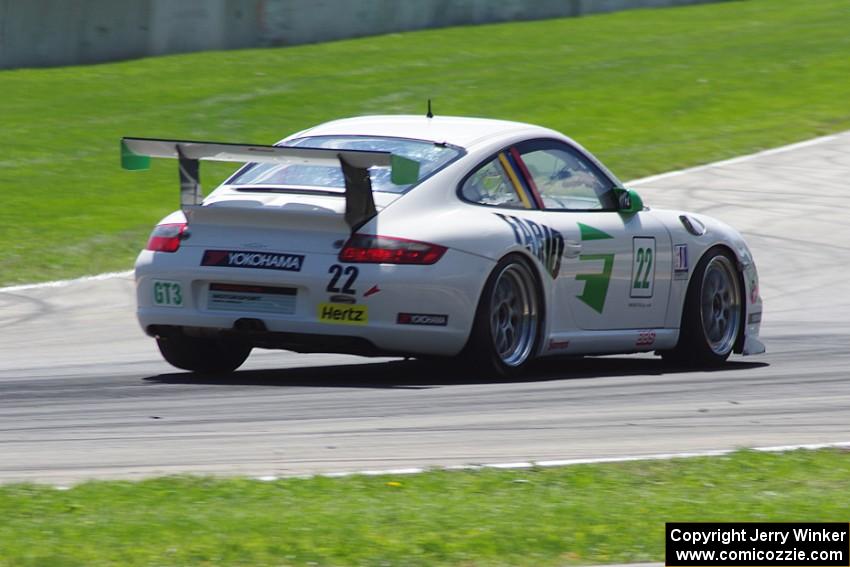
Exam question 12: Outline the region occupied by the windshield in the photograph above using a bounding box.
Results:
[226,135,462,194]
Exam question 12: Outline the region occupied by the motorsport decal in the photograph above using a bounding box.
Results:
[636,330,656,347]
[318,303,368,325]
[630,237,656,299]
[328,294,356,304]
[495,213,564,278]
[396,313,448,326]
[575,223,614,314]
[201,250,304,272]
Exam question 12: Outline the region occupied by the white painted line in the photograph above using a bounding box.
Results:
[534,450,731,468]
[485,461,534,469]
[50,440,850,489]
[306,442,850,481]
[361,467,426,476]
[754,441,850,453]
[627,132,843,187]
[0,270,133,293]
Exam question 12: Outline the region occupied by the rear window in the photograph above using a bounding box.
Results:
[226,135,462,194]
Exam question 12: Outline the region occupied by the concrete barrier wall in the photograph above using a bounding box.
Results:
[0,0,726,69]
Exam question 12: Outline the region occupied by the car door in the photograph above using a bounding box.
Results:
[512,139,672,332]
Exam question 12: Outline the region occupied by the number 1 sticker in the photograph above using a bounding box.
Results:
[631,237,655,298]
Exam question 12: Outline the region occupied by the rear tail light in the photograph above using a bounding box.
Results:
[339,234,447,265]
[146,223,188,253]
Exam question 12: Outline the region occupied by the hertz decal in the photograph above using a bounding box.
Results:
[318,303,368,325]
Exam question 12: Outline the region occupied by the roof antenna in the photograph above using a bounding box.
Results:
[426,98,434,119]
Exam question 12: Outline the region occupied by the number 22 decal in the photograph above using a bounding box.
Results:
[630,237,655,298]
[327,264,359,295]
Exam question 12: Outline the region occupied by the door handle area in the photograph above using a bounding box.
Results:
[563,240,582,258]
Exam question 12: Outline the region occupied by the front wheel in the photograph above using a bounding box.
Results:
[464,254,542,377]
[664,247,742,366]
[156,333,252,374]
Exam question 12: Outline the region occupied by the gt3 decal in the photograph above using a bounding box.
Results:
[153,280,183,307]
[318,303,368,325]
[630,237,656,298]
[201,250,304,272]
[396,313,448,326]
[496,213,564,278]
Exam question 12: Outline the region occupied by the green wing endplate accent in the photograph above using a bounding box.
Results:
[119,137,420,186]
[390,154,420,185]
[120,139,151,170]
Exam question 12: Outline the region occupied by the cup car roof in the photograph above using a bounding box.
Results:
[287,115,567,149]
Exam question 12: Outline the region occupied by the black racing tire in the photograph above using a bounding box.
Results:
[156,333,252,374]
[463,254,543,377]
[663,246,743,366]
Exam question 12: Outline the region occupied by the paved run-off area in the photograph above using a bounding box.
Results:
[0,133,848,484]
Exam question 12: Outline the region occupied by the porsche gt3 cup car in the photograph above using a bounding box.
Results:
[124,115,765,375]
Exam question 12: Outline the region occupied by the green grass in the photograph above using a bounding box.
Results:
[1,449,849,566]
[2,0,850,285]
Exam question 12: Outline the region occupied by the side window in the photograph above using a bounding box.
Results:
[460,157,526,209]
[520,146,615,211]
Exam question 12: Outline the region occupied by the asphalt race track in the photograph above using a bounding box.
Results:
[1,133,849,484]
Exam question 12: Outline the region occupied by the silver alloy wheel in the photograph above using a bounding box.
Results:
[699,255,741,356]
[489,261,539,367]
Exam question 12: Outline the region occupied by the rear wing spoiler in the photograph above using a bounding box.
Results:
[120,137,420,231]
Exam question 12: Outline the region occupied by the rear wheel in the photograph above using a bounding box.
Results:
[664,247,742,366]
[465,255,542,377]
[156,333,252,374]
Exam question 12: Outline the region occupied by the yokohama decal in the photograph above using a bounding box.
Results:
[495,214,565,277]
[201,250,304,272]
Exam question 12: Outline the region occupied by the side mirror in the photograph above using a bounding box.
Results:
[616,188,644,214]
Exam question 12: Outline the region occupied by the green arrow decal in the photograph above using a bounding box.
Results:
[576,253,615,313]
[578,222,613,241]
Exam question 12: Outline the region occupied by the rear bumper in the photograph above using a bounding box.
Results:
[135,246,493,357]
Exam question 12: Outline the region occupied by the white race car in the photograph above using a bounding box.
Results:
[124,115,764,376]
